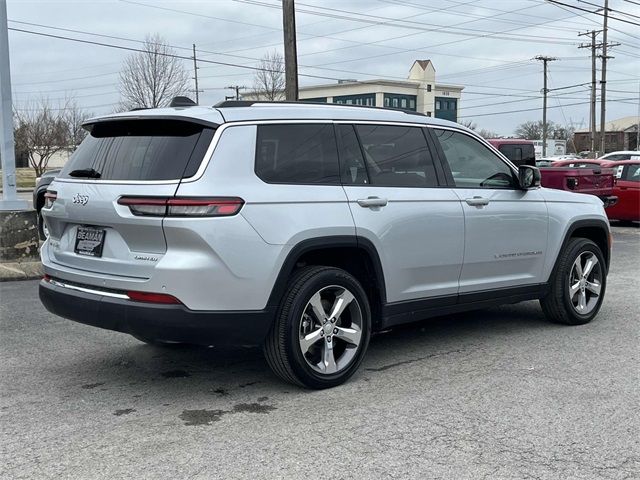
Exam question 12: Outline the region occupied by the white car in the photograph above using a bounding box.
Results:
[599,151,640,161]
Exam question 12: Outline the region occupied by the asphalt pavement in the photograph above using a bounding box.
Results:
[1,226,638,479]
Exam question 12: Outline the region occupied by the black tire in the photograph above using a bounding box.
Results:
[540,238,607,325]
[264,266,371,389]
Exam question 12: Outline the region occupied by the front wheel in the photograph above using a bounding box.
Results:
[541,238,606,325]
[264,266,371,389]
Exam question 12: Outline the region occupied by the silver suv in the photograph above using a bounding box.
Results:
[40,101,611,389]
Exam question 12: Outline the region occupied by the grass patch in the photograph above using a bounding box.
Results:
[0,168,38,189]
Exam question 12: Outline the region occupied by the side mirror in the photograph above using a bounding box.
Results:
[518,165,541,190]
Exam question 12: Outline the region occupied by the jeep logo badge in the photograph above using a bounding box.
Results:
[72,194,89,206]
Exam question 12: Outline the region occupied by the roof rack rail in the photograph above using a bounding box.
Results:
[214,100,257,108]
[170,96,197,107]
[213,99,427,116]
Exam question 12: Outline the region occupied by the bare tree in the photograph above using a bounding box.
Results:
[62,100,93,148]
[515,120,546,139]
[118,34,190,110]
[252,51,286,101]
[459,119,498,138]
[14,98,77,176]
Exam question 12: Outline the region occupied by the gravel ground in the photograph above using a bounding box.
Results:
[1,225,638,479]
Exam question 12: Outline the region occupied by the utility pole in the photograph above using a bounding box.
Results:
[226,85,246,100]
[535,56,557,158]
[282,0,298,100]
[599,0,609,154]
[192,44,202,105]
[579,30,602,155]
[0,0,27,210]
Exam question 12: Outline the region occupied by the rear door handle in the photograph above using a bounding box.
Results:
[465,196,490,207]
[357,196,388,208]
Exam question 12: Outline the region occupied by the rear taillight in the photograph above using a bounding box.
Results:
[44,191,57,208]
[566,177,578,190]
[127,290,182,304]
[117,197,244,217]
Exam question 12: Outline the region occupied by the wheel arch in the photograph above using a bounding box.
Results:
[551,219,611,281]
[266,236,387,329]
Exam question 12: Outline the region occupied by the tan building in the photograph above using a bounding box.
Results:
[573,116,640,153]
[246,60,464,122]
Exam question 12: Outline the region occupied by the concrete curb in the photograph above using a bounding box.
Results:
[0,261,43,282]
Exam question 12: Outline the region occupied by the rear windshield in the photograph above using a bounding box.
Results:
[497,144,535,166]
[59,119,215,180]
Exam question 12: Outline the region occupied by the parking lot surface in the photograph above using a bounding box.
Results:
[1,226,638,479]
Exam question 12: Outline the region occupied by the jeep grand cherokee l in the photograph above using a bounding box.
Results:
[39,101,611,389]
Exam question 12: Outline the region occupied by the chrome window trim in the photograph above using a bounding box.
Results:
[47,278,129,299]
[52,118,515,186]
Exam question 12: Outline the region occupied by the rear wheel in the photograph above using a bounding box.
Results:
[264,266,371,389]
[541,238,606,325]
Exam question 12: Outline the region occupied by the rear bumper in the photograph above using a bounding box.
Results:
[39,279,275,346]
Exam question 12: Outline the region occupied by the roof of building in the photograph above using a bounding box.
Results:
[298,78,463,92]
[414,60,432,70]
[575,116,640,133]
[85,101,466,129]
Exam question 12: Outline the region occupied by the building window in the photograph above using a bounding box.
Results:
[427,112,432,117]
[427,84,432,92]
[434,96,457,121]
[333,93,376,107]
[383,93,418,111]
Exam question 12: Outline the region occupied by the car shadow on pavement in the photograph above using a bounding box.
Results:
[57,300,554,398]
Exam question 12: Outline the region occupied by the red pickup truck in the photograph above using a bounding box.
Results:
[538,165,617,207]
[487,140,617,206]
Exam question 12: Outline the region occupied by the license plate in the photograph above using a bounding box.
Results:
[74,226,106,257]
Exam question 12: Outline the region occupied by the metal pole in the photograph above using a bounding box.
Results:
[591,31,597,154]
[543,60,548,158]
[0,0,27,210]
[600,0,609,154]
[282,0,298,101]
[192,44,199,105]
[536,56,557,158]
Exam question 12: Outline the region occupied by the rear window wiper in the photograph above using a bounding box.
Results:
[68,168,102,179]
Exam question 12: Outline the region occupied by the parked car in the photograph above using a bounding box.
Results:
[33,169,61,239]
[599,159,640,222]
[536,158,556,167]
[599,151,640,162]
[39,100,611,389]
[486,139,536,167]
[550,159,605,168]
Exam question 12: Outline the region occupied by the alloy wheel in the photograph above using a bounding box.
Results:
[298,285,363,375]
[569,251,603,315]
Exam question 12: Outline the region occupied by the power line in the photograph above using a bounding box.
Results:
[546,0,640,27]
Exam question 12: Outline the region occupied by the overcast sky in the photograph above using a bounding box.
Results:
[6,0,640,135]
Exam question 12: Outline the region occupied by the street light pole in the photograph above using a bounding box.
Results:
[0,0,27,210]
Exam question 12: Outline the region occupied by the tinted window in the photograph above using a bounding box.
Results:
[355,124,437,187]
[255,124,339,184]
[60,120,214,181]
[434,129,517,188]
[337,125,369,185]
[498,144,535,167]
[623,164,640,182]
[605,154,630,161]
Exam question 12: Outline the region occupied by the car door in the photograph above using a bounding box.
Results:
[431,128,549,293]
[337,123,465,304]
[612,163,640,220]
